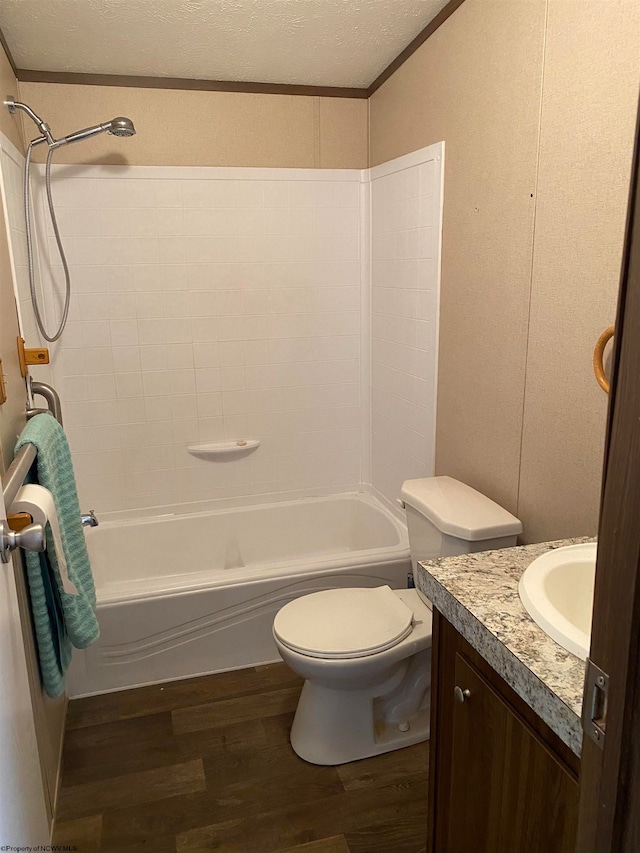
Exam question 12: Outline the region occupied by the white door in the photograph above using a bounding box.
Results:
[0,548,50,845]
[0,150,49,844]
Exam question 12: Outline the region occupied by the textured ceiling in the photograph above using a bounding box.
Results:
[0,0,451,88]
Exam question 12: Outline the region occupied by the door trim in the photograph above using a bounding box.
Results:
[576,93,640,852]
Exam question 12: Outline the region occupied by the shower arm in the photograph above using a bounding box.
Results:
[5,96,54,144]
[4,97,100,147]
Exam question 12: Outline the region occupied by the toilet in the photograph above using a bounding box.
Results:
[273,476,523,765]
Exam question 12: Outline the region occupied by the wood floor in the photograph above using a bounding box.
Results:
[52,663,429,852]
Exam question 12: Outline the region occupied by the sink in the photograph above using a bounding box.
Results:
[518,543,596,660]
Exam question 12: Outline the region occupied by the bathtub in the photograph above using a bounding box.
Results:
[67,493,411,697]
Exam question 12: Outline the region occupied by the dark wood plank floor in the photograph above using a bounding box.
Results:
[53,663,428,852]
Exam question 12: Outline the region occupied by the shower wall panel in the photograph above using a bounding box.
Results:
[1,143,442,517]
[370,145,443,511]
[33,165,364,511]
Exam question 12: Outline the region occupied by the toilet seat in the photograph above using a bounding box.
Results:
[273,585,414,659]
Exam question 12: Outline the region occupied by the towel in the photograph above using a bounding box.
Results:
[24,551,73,698]
[15,414,99,697]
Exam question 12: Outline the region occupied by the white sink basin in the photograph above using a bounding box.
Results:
[518,542,596,660]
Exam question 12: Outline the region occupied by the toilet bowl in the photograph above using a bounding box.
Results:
[274,587,433,765]
[274,477,523,766]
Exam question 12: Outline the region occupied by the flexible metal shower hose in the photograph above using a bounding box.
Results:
[24,141,72,342]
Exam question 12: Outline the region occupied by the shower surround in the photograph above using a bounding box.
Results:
[0,132,443,517]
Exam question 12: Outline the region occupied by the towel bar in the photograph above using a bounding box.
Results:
[2,441,99,546]
[1,442,45,562]
[3,442,99,533]
[2,443,37,509]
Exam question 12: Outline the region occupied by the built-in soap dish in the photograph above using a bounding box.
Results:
[187,440,260,460]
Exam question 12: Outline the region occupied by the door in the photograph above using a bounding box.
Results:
[447,654,507,852]
[447,654,578,853]
[576,99,640,850]
[0,162,49,842]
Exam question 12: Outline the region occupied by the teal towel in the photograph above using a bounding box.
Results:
[15,415,99,696]
[24,550,73,698]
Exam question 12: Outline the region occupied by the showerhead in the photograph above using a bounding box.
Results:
[58,116,136,146]
[4,97,136,147]
[106,117,136,138]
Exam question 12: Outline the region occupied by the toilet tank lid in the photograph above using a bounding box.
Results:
[401,476,523,541]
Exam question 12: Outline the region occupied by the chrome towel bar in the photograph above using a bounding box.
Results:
[1,443,44,563]
[2,441,99,524]
[2,443,37,509]
[1,442,98,563]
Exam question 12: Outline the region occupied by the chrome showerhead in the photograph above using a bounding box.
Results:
[4,97,136,147]
[58,116,136,146]
[107,116,136,138]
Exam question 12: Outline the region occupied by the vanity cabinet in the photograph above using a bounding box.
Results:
[428,609,580,853]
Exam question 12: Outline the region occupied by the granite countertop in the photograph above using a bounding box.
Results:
[418,538,593,757]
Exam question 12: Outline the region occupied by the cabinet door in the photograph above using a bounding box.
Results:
[447,653,508,852]
[446,653,578,853]
[499,703,579,851]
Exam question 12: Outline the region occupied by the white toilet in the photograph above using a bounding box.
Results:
[273,476,522,765]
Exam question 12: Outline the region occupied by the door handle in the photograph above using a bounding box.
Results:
[0,520,45,563]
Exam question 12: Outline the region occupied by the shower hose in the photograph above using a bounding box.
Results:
[24,140,71,342]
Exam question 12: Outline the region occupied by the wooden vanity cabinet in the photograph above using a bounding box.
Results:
[427,609,580,853]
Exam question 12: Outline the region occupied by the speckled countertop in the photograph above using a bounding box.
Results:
[418,538,594,758]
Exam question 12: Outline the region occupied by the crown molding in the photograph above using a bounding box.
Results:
[14,68,370,98]
[1,0,466,100]
[367,0,466,95]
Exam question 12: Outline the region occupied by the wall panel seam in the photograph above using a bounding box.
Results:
[515,0,550,521]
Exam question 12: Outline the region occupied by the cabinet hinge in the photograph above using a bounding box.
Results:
[582,657,608,749]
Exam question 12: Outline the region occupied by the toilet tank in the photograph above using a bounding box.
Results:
[400,477,522,592]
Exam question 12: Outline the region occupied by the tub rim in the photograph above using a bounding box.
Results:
[92,490,405,531]
[89,491,410,606]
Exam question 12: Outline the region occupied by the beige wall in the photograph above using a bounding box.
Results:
[15,82,368,168]
[0,47,23,152]
[517,1,638,542]
[370,0,639,542]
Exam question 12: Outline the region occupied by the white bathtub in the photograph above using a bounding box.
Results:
[67,494,410,697]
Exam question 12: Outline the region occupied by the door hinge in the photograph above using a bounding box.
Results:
[582,657,608,749]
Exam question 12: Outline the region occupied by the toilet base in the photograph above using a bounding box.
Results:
[290,677,430,766]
